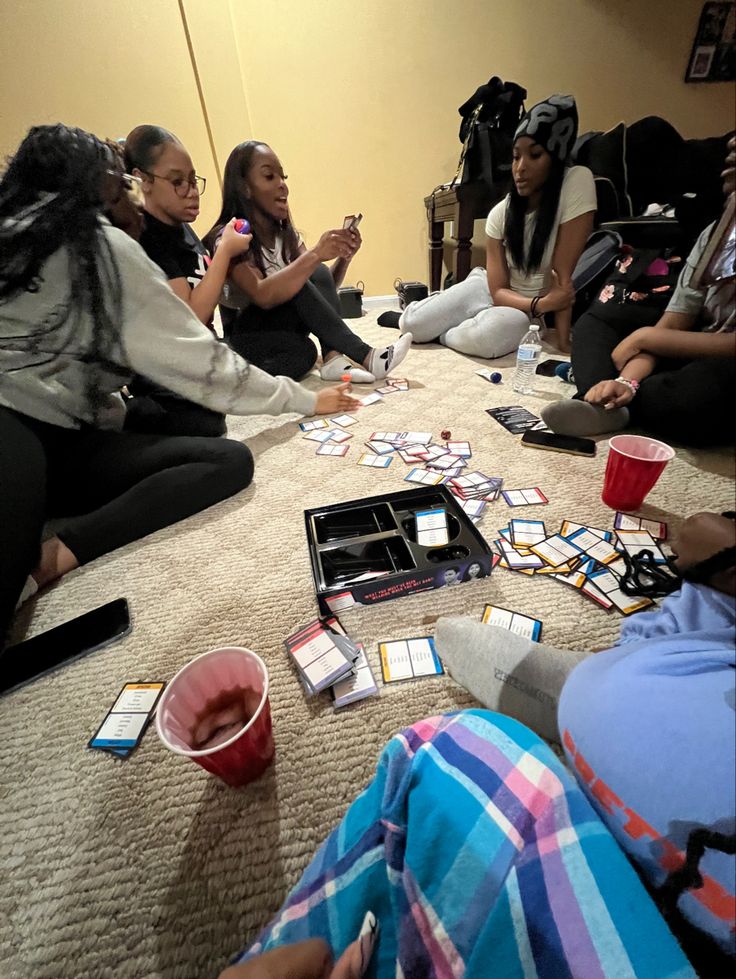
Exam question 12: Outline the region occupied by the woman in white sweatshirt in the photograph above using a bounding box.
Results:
[0,125,357,645]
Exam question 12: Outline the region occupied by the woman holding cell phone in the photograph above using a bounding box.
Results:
[205,141,412,383]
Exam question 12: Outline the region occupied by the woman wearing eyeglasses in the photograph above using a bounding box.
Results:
[122,125,252,436]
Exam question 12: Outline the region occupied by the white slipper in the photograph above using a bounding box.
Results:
[366,332,413,380]
[319,359,376,384]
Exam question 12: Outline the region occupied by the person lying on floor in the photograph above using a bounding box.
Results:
[203,140,412,383]
[0,124,358,648]
[220,711,693,979]
[379,94,596,356]
[434,510,736,968]
[122,124,253,437]
[543,136,736,446]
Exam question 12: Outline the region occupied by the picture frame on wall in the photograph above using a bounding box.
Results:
[686,1,736,81]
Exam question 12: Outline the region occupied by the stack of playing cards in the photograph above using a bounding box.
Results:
[448,471,504,502]
[493,513,669,616]
[89,682,165,758]
[285,616,378,708]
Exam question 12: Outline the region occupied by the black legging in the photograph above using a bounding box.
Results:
[0,406,253,646]
[224,264,371,380]
[571,305,735,447]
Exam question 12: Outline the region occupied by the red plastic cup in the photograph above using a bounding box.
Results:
[156,646,274,787]
[601,435,675,511]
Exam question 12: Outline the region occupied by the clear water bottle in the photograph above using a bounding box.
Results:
[512,324,542,394]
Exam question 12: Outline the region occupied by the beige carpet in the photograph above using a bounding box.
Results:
[1,309,733,979]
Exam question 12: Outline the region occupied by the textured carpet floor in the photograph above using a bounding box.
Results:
[2,308,733,979]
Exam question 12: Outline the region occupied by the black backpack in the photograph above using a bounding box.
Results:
[453,77,527,189]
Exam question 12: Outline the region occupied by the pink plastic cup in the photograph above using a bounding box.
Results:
[601,435,675,511]
[156,646,274,787]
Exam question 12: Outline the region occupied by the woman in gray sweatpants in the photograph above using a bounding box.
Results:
[399,267,531,358]
[399,95,596,358]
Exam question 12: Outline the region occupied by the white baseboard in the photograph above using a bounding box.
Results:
[362,294,399,310]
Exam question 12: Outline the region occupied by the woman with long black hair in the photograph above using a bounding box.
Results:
[391,95,596,356]
[204,141,412,382]
[0,124,357,647]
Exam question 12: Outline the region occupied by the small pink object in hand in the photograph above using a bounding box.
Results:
[234,219,251,235]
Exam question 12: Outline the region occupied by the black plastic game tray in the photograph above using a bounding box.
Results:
[304,485,494,614]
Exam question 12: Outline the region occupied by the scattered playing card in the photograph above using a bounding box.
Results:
[328,429,353,443]
[404,468,446,485]
[509,519,546,548]
[358,453,392,468]
[364,440,396,454]
[379,636,443,683]
[317,443,349,457]
[331,414,358,428]
[614,512,667,540]
[502,488,548,507]
[300,418,330,431]
[303,429,338,443]
[375,384,398,394]
[530,534,582,568]
[485,406,545,434]
[445,440,472,457]
[359,392,383,406]
[481,604,542,641]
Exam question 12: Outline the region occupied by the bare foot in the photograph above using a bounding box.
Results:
[32,536,79,589]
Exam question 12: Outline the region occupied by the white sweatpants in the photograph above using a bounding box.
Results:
[399,267,530,359]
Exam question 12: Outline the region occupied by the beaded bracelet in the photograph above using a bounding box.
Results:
[615,376,640,394]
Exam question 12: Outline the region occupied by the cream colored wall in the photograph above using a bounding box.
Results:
[0,0,223,233]
[224,0,734,293]
[1,0,733,293]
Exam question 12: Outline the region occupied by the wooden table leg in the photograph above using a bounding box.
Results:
[454,199,475,284]
[428,217,444,292]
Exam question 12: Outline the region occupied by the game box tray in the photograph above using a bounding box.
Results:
[304,485,494,615]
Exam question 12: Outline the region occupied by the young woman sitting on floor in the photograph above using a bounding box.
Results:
[204,140,412,383]
[123,124,254,437]
[435,509,736,970]
[380,95,596,357]
[0,124,358,648]
[220,710,694,978]
[542,136,736,446]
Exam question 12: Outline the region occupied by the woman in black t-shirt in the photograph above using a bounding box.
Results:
[123,125,252,436]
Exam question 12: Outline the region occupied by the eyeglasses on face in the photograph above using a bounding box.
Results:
[106,170,145,207]
[139,170,206,197]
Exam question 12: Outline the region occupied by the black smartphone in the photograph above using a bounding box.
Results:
[535,358,568,377]
[0,598,131,696]
[521,429,596,457]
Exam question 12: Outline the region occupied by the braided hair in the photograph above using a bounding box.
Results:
[204,140,301,275]
[0,124,122,419]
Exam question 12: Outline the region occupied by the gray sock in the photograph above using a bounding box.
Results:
[541,399,629,437]
[435,617,589,743]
